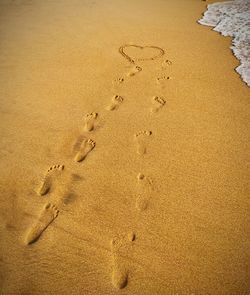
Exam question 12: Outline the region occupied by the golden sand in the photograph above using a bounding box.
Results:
[0,0,249,294]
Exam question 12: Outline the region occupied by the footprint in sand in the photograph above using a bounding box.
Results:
[106,95,124,111]
[134,130,152,155]
[38,165,64,196]
[74,138,95,162]
[127,65,142,77]
[25,203,59,245]
[156,75,172,84]
[161,59,172,69]
[83,112,98,132]
[136,173,153,212]
[150,96,166,113]
[113,77,124,86]
[112,78,125,92]
[110,232,136,289]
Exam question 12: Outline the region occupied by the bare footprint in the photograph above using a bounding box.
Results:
[110,232,136,289]
[74,138,95,162]
[127,65,142,77]
[156,75,172,84]
[25,203,59,245]
[150,96,166,113]
[113,77,124,86]
[83,112,98,132]
[161,59,172,69]
[134,130,152,155]
[136,173,153,212]
[38,165,64,196]
[106,95,124,111]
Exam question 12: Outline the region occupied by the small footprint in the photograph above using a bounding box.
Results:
[136,173,153,212]
[134,130,152,155]
[74,138,95,162]
[127,65,142,77]
[110,232,136,289]
[25,203,59,245]
[112,78,125,92]
[113,77,124,85]
[83,112,98,132]
[161,59,172,69]
[106,95,124,111]
[156,75,172,84]
[150,96,166,113]
[38,165,64,196]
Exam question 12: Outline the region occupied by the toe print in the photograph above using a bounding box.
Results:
[113,77,124,85]
[156,75,171,84]
[161,59,172,69]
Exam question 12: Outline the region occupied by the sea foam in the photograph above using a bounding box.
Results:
[198,0,250,87]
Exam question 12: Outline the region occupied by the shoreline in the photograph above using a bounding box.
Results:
[198,0,250,87]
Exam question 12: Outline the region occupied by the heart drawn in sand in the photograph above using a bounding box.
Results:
[119,44,165,63]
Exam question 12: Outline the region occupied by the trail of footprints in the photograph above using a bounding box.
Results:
[25,113,98,245]
[24,44,171,290]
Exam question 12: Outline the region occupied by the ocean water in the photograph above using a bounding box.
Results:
[198,0,250,87]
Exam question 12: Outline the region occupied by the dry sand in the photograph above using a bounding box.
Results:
[0,0,249,294]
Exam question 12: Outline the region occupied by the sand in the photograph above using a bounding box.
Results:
[0,0,249,294]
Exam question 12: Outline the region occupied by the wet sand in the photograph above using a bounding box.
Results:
[0,0,249,294]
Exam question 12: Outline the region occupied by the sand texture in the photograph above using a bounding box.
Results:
[0,0,250,294]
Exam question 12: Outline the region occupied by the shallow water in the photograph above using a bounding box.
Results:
[199,0,250,87]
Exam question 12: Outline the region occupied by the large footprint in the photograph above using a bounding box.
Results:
[136,173,153,212]
[110,232,136,289]
[134,130,152,155]
[106,95,124,111]
[74,138,95,162]
[150,96,166,113]
[38,165,64,196]
[25,203,59,245]
[83,112,98,132]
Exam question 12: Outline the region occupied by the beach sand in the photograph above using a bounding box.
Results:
[0,0,249,294]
